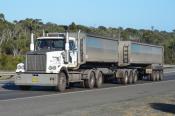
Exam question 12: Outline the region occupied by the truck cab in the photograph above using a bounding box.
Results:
[16,33,78,72]
[15,32,78,91]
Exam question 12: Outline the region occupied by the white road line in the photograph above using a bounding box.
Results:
[0,79,175,102]
[0,89,13,92]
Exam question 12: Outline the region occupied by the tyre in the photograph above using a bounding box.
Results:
[151,71,156,81]
[56,72,67,92]
[156,71,160,81]
[19,85,31,90]
[147,74,151,81]
[133,71,138,83]
[95,70,103,88]
[159,71,163,81]
[128,70,133,84]
[84,70,95,89]
[121,71,128,84]
[116,78,122,84]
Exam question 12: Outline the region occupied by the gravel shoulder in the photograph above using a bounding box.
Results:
[58,90,175,116]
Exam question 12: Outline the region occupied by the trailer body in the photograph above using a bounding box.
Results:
[85,36,118,62]
[118,41,163,66]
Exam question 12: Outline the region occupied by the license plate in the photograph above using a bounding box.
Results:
[32,77,39,83]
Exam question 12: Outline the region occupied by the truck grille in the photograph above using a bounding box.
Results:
[26,54,46,72]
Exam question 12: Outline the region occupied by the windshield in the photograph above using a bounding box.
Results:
[36,39,65,50]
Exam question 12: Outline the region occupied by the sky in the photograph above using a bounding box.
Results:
[0,0,175,32]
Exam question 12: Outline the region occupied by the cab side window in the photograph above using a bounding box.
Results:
[69,40,75,50]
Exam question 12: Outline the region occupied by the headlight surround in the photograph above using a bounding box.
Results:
[17,64,24,70]
[16,63,25,73]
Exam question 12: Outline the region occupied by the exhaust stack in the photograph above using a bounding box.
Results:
[42,29,45,37]
[77,30,81,63]
[30,33,34,51]
[65,32,69,63]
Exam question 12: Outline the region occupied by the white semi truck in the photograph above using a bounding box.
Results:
[15,32,164,91]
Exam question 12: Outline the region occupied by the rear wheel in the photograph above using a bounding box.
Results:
[117,78,122,84]
[151,71,156,81]
[132,71,138,83]
[147,74,151,81]
[121,71,128,84]
[56,72,67,92]
[19,85,31,90]
[156,71,160,81]
[159,71,163,81]
[128,70,133,84]
[95,70,103,88]
[84,70,95,89]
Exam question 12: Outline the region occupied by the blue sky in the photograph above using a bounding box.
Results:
[0,0,175,32]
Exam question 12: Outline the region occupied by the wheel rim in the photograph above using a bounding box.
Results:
[159,71,163,80]
[153,71,156,81]
[98,72,103,85]
[129,71,133,84]
[123,72,128,84]
[90,72,95,87]
[61,77,66,89]
[152,71,156,81]
[133,72,138,83]
[58,72,66,92]
[156,71,160,81]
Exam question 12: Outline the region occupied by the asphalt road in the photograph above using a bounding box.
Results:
[0,70,174,100]
[0,71,174,116]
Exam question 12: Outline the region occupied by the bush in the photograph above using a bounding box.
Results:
[0,54,25,71]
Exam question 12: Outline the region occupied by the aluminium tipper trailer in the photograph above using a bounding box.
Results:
[118,41,163,66]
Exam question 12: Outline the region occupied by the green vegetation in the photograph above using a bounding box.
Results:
[0,54,24,70]
[0,13,175,70]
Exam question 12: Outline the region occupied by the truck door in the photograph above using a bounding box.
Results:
[69,40,78,67]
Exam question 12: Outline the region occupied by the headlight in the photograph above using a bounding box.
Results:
[52,66,56,70]
[17,64,24,69]
[16,63,25,73]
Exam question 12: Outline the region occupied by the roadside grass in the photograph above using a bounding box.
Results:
[0,75,14,80]
[0,54,24,71]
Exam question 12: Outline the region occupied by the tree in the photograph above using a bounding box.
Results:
[173,29,175,33]
[69,22,77,31]
[98,26,106,30]
[0,13,5,21]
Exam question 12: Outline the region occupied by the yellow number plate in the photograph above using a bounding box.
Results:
[32,77,39,83]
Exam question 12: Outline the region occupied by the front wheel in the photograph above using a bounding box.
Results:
[56,72,67,92]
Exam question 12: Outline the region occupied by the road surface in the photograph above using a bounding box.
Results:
[0,71,174,116]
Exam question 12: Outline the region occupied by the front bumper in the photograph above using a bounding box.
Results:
[14,73,58,86]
